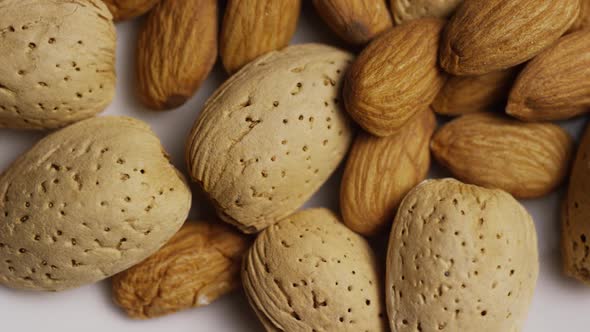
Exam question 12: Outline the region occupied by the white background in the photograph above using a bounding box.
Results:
[1,4,589,331]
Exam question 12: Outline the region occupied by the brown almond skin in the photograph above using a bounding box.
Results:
[563,123,590,285]
[432,69,517,116]
[507,30,590,122]
[112,220,250,319]
[431,113,573,198]
[341,109,436,237]
[312,0,393,45]
[440,0,580,75]
[102,0,160,21]
[569,0,590,32]
[220,0,301,74]
[136,0,217,110]
[344,19,446,137]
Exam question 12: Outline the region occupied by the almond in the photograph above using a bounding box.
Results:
[186,44,354,233]
[563,123,590,285]
[391,0,462,24]
[439,0,580,75]
[432,69,517,116]
[507,30,590,122]
[0,117,191,291]
[0,0,116,129]
[220,0,301,74]
[136,0,217,110]
[112,220,250,319]
[387,179,538,331]
[312,0,393,45]
[431,113,573,198]
[341,109,435,237]
[242,208,387,332]
[344,18,446,137]
[102,0,160,21]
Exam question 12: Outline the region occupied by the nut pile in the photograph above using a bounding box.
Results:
[0,0,589,331]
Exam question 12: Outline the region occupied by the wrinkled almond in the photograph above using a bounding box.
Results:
[431,112,573,198]
[313,0,393,45]
[344,18,446,137]
[112,221,250,319]
[507,30,590,122]
[220,0,301,74]
[136,0,217,110]
[341,109,435,236]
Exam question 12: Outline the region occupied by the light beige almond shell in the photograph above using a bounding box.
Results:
[243,208,387,332]
[387,179,538,331]
[0,0,116,130]
[186,44,354,234]
[507,30,590,122]
[136,0,217,110]
[220,0,301,74]
[344,19,446,137]
[563,124,590,285]
[432,69,517,116]
[112,220,250,319]
[569,0,590,32]
[341,109,435,237]
[0,117,191,291]
[431,113,573,198]
[391,0,462,24]
[102,0,160,21]
[312,0,393,45]
[439,0,580,75]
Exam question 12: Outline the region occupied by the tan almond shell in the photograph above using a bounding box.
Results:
[312,0,393,45]
[102,0,160,21]
[507,30,590,122]
[569,0,590,32]
[387,179,538,331]
[136,0,217,110]
[0,117,191,291]
[439,0,580,75]
[0,0,116,130]
[562,123,590,285]
[391,0,462,24]
[220,0,301,74]
[341,109,435,236]
[431,113,573,198]
[343,19,446,137]
[112,220,250,319]
[243,208,388,332]
[432,69,517,116]
[186,44,354,234]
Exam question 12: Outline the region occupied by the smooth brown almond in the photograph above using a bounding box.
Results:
[102,0,160,21]
[136,0,217,110]
[220,0,301,74]
[312,0,393,45]
[507,30,590,122]
[112,220,250,319]
[440,0,580,75]
[431,113,573,198]
[344,18,446,137]
[432,69,517,116]
[341,108,436,236]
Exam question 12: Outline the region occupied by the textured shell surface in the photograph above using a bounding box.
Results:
[186,44,354,233]
[0,0,116,129]
[243,208,387,332]
[0,117,191,291]
[387,179,538,332]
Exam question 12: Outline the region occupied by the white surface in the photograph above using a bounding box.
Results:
[1,4,589,331]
